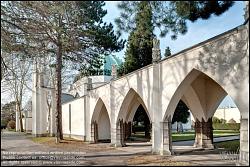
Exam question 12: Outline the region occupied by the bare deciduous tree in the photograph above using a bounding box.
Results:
[1,1,124,143]
[1,54,32,132]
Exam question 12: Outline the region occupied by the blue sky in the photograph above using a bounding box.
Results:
[103,1,245,59]
[103,1,246,108]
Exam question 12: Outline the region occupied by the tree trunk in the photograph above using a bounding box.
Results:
[176,122,178,133]
[55,14,63,143]
[17,102,24,132]
[55,44,63,142]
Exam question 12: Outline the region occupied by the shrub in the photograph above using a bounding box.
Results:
[213,123,240,131]
[7,120,16,129]
[1,120,8,127]
[220,118,227,124]
[212,117,222,123]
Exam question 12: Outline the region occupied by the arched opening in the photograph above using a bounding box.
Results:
[171,100,191,134]
[116,88,152,147]
[91,98,111,143]
[164,69,242,161]
[129,104,151,142]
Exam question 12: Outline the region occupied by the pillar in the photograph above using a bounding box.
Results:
[128,121,132,138]
[194,118,214,149]
[161,120,172,155]
[124,122,131,140]
[151,37,162,154]
[239,118,249,165]
[120,119,126,146]
[194,119,202,148]
[113,119,124,147]
[201,118,214,149]
[90,121,98,143]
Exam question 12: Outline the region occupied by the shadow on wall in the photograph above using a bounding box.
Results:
[197,26,248,113]
[197,28,248,88]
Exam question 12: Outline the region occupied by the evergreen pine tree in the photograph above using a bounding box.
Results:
[172,100,190,133]
[123,2,155,74]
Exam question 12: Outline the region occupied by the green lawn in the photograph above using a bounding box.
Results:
[172,130,239,142]
[214,140,240,152]
[129,130,239,142]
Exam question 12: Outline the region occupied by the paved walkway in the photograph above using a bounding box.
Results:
[1,131,240,166]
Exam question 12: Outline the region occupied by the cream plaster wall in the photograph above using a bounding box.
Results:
[97,106,111,140]
[62,97,85,139]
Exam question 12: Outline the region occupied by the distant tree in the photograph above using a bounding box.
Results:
[172,100,190,133]
[164,47,171,58]
[1,54,32,132]
[1,101,16,123]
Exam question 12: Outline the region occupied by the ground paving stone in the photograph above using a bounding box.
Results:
[1,131,238,166]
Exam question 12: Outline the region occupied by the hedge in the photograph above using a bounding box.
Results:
[212,123,240,131]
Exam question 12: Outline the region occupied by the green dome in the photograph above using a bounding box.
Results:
[101,54,122,72]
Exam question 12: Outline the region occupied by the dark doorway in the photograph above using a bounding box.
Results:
[127,104,151,142]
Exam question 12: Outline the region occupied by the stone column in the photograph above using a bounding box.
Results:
[90,121,95,143]
[124,122,127,140]
[94,123,97,143]
[87,78,92,90]
[128,122,132,138]
[161,120,172,155]
[114,119,123,147]
[120,119,126,146]
[90,121,98,143]
[193,119,202,148]
[124,122,131,140]
[152,38,161,63]
[239,118,249,165]
[151,38,162,154]
[201,118,214,149]
[194,118,214,149]
[111,65,117,79]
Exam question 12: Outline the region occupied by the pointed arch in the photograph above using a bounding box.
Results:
[91,98,111,141]
[116,88,152,124]
[162,68,240,122]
